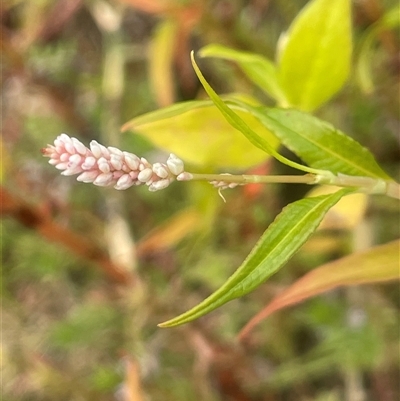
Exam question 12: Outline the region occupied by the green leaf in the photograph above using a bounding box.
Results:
[122,99,278,168]
[122,100,212,129]
[240,105,391,179]
[190,52,324,175]
[278,0,352,111]
[356,7,400,94]
[200,44,288,104]
[239,239,400,340]
[159,188,351,327]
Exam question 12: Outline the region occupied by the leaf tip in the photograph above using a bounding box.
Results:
[157,319,178,328]
[120,122,130,132]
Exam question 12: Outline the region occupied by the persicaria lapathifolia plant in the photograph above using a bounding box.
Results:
[42,133,399,199]
[42,0,400,331]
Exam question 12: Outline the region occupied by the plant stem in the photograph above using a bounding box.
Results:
[330,174,400,199]
[188,173,318,185]
[184,172,400,199]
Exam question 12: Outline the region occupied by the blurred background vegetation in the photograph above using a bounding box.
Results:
[1,0,399,400]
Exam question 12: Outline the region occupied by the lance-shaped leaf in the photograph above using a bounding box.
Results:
[238,240,400,341]
[199,44,288,105]
[158,188,351,327]
[122,98,278,168]
[278,0,352,111]
[189,52,324,175]
[236,104,391,179]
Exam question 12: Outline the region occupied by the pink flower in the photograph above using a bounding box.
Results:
[42,134,186,191]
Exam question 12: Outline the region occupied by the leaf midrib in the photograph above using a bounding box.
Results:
[267,113,383,178]
[227,194,339,297]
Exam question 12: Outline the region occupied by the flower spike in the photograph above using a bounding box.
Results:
[42,134,187,191]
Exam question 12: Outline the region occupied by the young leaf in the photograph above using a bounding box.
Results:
[199,44,288,105]
[239,105,391,179]
[238,240,400,341]
[158,188,351,327]
[122,100,213,129]
[190,52,324,175]
[278,0,352,111]
[122,99,278,168]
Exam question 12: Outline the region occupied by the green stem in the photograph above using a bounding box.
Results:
[183,172,400,199]
[188,173,317,185]
[330,174,400,199]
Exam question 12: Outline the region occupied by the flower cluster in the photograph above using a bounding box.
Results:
[42,134,186,191]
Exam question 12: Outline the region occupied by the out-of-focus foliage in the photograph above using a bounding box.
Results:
[123,98,279,168]
[239,239,400,340]
[2,1,399,401]
[277,0,352,111]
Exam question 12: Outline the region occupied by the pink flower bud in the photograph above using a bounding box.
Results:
[42,134,187,192]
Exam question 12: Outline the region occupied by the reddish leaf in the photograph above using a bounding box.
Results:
[238,240,400,341]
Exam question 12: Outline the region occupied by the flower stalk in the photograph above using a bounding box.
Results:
[42,134,400,199]
[42,134,185,192]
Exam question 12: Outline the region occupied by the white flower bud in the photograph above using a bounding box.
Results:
[110,154,123,171]
[153,163,169,179]
[68,153,82,168]
[81,156,96,170]
[176,172,193,181]
[54,139,63,148]
[124,153,140,170]
[62,165,83,176]
[138,168,153,182]
[114,174,134,190]
[139,157,151,169]
[93,172,113,186]
[59,133,72,143]
[108,146,123,157]
[90,140,103,158]
[149,179,170,191]
[55,162,68,170]
[97,157,110,174]
[91,141,109,158]
[64,142,76,155]
[72,138,87,155]
[77,171,99,183]
[167,154,184,176]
